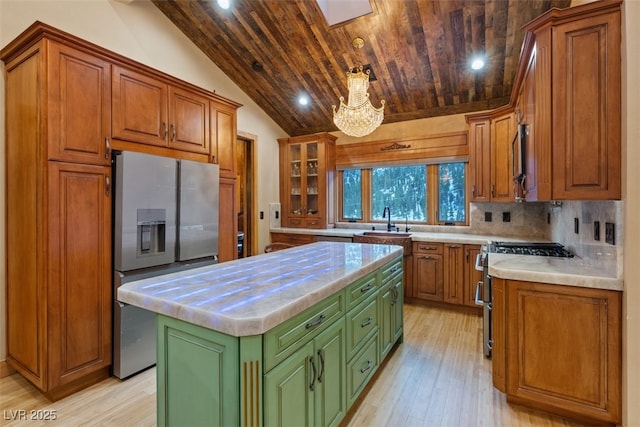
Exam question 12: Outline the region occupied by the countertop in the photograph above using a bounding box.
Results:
[271,226,527,245]
[488,253,623,291]
[117,241,403,337]
[271,227,623,291]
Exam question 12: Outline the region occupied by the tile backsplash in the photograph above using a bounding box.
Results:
[549,200,623,279]
[469,202,550,239]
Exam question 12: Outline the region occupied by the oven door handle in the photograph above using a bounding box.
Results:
[475,281,484,306]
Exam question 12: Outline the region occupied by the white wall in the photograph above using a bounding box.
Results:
[0,0,286,362]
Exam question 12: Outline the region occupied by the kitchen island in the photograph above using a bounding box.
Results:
[118,241,404,426]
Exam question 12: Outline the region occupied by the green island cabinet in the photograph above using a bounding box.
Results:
[155,256,403,426]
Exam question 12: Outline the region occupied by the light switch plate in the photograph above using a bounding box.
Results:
[269,202,281,229]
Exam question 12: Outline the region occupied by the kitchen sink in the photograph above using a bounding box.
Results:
[353,232,412,255]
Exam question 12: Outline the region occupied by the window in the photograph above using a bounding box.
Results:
[339,162,467,225]
[371,166,426,221]
[342,169,362,220]
[438,162,466,223]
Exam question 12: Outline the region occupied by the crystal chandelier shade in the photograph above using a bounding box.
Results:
[332,38,385,137]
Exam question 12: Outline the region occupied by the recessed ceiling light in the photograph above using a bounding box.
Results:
[298,95,310,106]
[471,56,486,71]
[217,0,230,10]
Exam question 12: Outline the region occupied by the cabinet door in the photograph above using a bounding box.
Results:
[304,141,321,220]
[168,86,209,154]
[211,102,236,178]
[47,42,111,165]
[491,112,515,201]
[286,142,304,224]
[443,244,464,304]
[468,117,491,202]
[413,254,443,301]
[551,11,621,200]
[112,65,168,147]
[47,162,112,388]
[463,245,483,308]
[505,280,621,424]
[380,273,403,359]
[314,320,346,427]
[264,341,315,427]
[218,177,237,262]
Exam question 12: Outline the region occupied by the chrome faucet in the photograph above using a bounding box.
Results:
[382,206,395,232]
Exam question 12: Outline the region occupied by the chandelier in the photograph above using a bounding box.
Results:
[332,37,385,137]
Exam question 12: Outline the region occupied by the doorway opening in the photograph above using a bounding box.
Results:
[237,134,256,257]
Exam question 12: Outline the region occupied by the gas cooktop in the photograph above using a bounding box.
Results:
[489,241,574,258]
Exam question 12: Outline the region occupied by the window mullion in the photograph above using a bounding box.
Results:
[362,169,372,222]
[427,165,439,225]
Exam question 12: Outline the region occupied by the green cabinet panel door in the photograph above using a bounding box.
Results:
[157,315,239,427]
[313,319,347,427]
[264,341,315,427]
[265,319,347,427]
[380,270,404,358]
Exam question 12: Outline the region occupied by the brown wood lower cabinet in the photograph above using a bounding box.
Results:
[492,278,621,425]
[412,242,482,312]
[269,232,317,247]
[412,243,443,301]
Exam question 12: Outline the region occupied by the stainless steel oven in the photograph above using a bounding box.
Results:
[475,241,573,359]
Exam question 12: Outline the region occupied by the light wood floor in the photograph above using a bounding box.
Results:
[1,304,586,427]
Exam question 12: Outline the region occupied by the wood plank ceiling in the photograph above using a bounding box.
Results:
[152,0,572,137]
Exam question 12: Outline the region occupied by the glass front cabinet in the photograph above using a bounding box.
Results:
[278,133,336,229]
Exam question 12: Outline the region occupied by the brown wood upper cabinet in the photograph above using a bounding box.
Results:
[48,42,112,166]
[112,65,210,155]
[278,133,336,229]
[522,0,622,200]
[467,111,515,203]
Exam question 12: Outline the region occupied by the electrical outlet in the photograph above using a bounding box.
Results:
[594,221,600,241]
[502,212,510,222]
[484,212,492,222]
[574,217,579,234]
[260,211,264,220]
[605,222,615,245]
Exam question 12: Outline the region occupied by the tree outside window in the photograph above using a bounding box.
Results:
[372,166,426,221]
[438,162,466,223]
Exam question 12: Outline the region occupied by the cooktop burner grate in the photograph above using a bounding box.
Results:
[489,242,574,258]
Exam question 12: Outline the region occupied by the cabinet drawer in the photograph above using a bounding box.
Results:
[380,258,403,283]
[347,334,379,406]
[345,272,378,310]
[346,294,378,360]
[270,232,315,246]
[413,242,443,254]
[304,218,324,228]
[264,292,344,372]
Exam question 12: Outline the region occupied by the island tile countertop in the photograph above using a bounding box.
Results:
[489,253,623,291]
[118,241,403,337]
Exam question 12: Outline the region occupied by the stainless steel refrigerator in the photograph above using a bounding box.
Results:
[112,151,219,379]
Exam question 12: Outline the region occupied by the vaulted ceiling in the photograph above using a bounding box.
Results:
[152,0,572,137]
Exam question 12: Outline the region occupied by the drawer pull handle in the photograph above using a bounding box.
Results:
[360,360,373,373]
[391,265,400,273]
[420,255,433,260]
[421,246,437,251]
[305,314,326,329]
[360,284,373,293]
[361,317,373,328]
[309,356,317,391]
